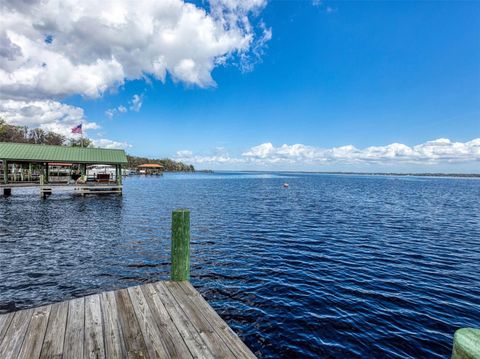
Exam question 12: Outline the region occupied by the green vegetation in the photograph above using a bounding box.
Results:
[0,119,194,172]
[0,119,65,145]
[127,155,194,172]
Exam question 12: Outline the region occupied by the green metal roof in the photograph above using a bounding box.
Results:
[0,142,128,164]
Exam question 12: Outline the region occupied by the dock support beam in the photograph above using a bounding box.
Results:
[452,328,480,359]
[3,188,11,197]
[116,165,122,185]
[171,209,190,281]
[3,160,7,184]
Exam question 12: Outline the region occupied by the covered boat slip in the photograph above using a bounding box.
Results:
[0,142,128,196]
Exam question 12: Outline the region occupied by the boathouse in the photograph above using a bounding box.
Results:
[137,163,164,175]
[0,142,128,196]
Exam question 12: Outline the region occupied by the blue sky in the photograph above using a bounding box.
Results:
[1,0,479,171]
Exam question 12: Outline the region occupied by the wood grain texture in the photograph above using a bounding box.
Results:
[114,288,149,358]
[0,312,14,345]
[0,281,256,359]
[84,294,105,359]
[141,283,193,359]
[179,281,257,359]
[64,297,85,359]
[128,285,171,358]
[165,281,236,359]
[101,291,126,359]
[154,282,214,359]
[18,305,51,359]
[0,309,34,358]
[40,301,68,359]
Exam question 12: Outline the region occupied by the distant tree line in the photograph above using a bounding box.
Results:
[127,155,195,172]
[0,119,89,147]
[0,119,195,172]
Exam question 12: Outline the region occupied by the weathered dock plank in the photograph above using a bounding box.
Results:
[179,281,256,359]
[165,281,236,359]
[64,297,85,359]
[100,291,126,358]
[39,301,68,359]
[18,305,51,359]
[0,281,255,359]
[140,282,193,358]
[84,294,105,359]
[0,312,14,344]
[0,309,34,358]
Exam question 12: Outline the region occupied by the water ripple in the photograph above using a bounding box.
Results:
[0,173,479,358]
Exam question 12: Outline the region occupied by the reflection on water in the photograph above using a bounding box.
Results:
[1,172,479,358]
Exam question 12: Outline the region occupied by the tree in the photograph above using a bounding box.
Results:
[68,137,92,147]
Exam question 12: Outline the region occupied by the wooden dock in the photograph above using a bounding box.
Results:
[0,280,255,359]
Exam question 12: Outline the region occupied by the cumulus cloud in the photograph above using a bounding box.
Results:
[91,138,131,150]
[0,0,269,100]
[175,148,242,164]
[105,94,144,118]
[175,138,480,168]
[0,1,269,146]
[0,99,98,137]
[129,94,143,112]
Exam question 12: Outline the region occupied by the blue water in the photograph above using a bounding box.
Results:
[0,172,479,358]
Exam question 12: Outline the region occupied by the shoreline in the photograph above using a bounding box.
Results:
[193,170,480,178]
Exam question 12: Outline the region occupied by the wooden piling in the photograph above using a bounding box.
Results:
[3,160,7,184]
[171,209,190,281]
[452,328,480,359]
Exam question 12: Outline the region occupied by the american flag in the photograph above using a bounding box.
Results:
[71,124,82,134]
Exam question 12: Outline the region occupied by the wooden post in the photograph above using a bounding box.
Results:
[44,163,49,183]
[2,160,7,184]
[118,165,123,185]
[28,163,32,181]
[171,209,190,281]
[452,328,480,359]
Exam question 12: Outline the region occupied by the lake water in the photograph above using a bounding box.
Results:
[0,172,479,358]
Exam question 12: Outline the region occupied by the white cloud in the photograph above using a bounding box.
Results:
[175,148,243,164]
[129,94,143,112]
[0,99,98,137]
[105,104,129,119]
[174,138,480,169]
[91,138,131,150]
[105,108,116,119]
[0,0,269,100]
[105,94,143,118]
[0,0,269,148]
